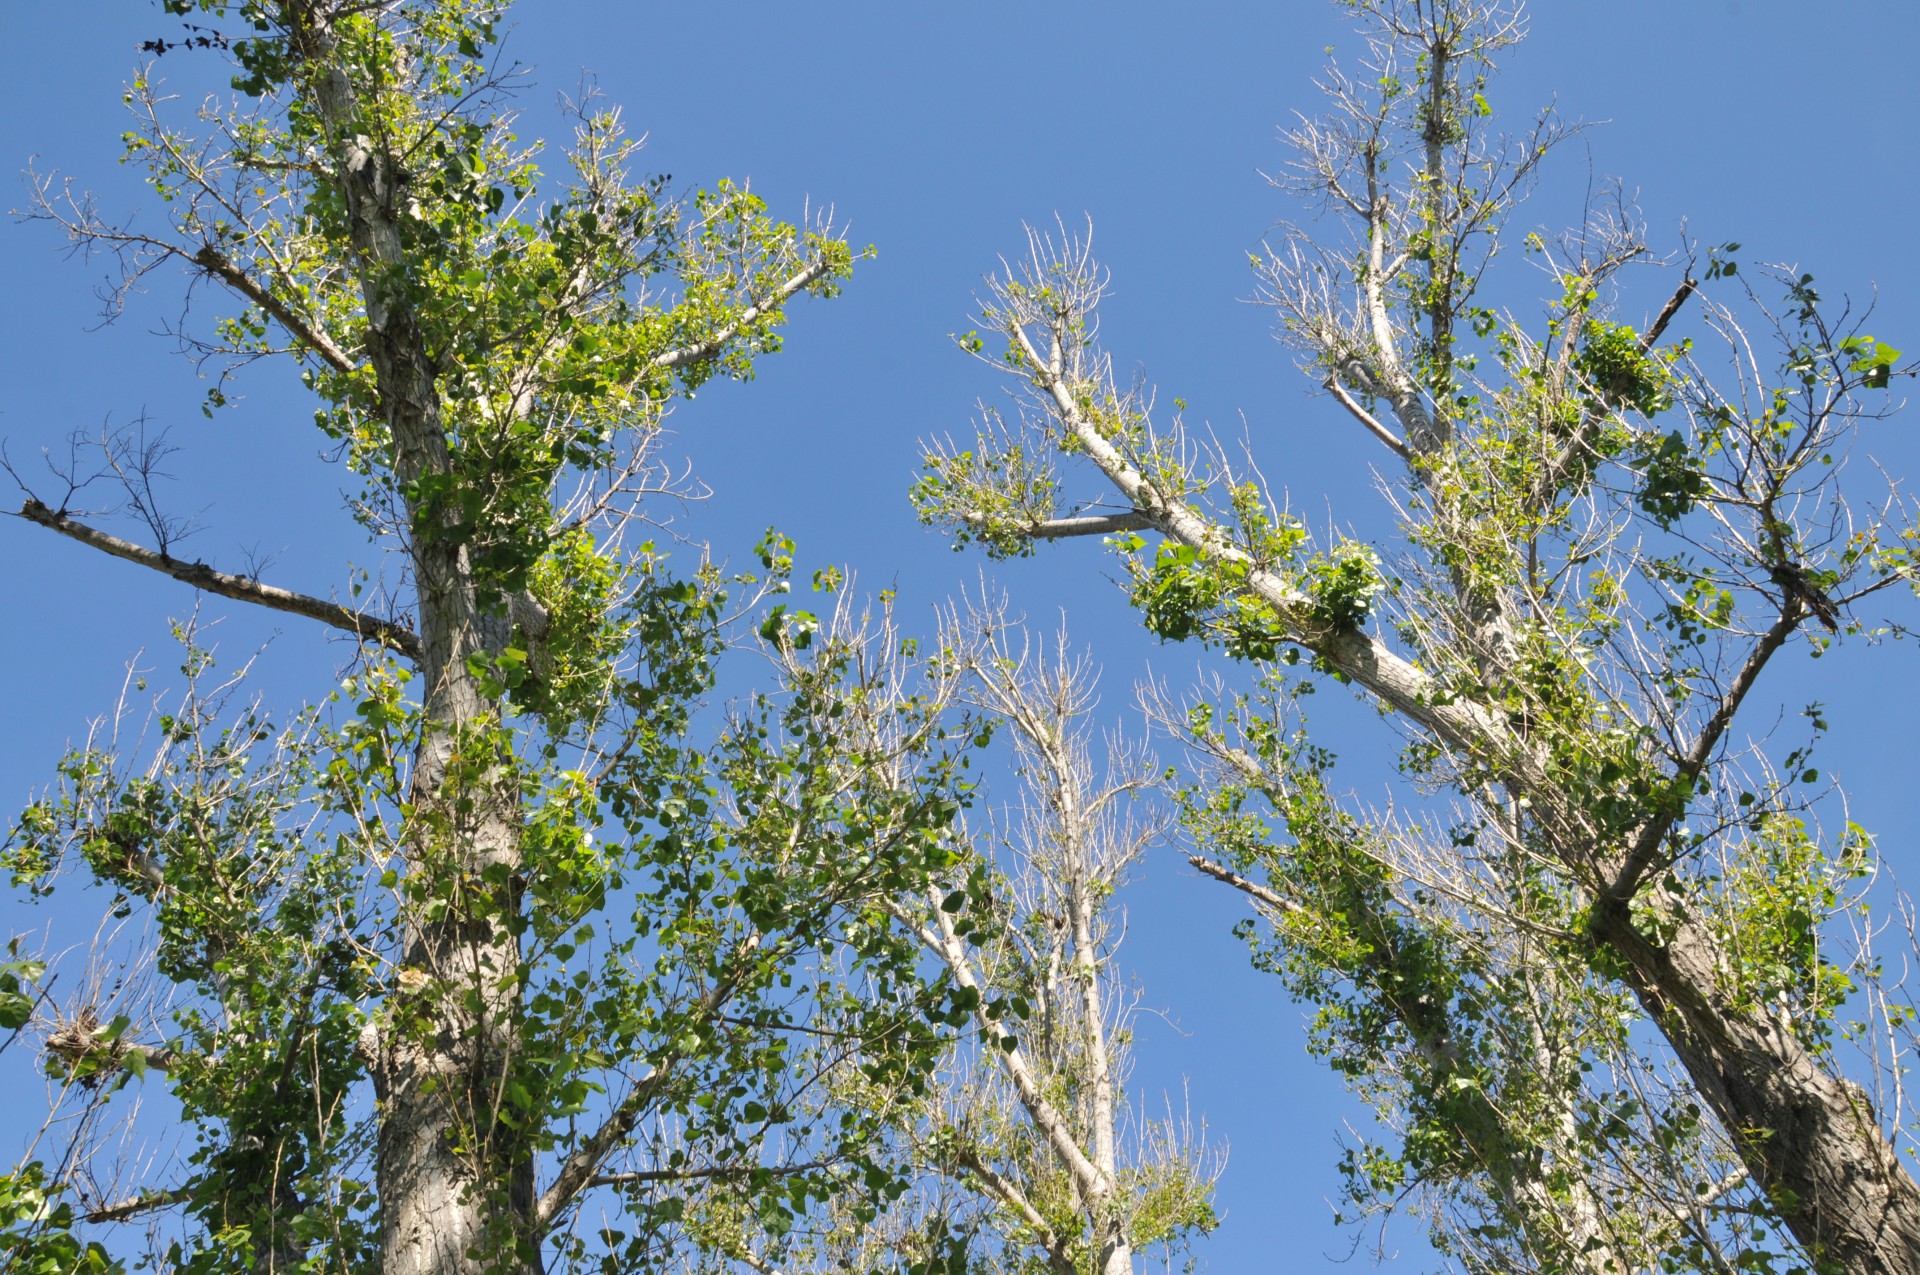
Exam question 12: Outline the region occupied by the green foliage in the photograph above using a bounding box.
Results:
[918,4,1920,1263]
[2,4,972,1272]
[1573,320,1675,417]
[1303,541,1385,631]
[1710,814,1869,1049]
[1839,333,1902,389]
[7,554,984,1270]
[0,1163,121,1275]
[514,528,636,729]
[1134,543,1228,645]
[1635,429,1710,529]
[910,421,1062,560]
[0,947,44,1032]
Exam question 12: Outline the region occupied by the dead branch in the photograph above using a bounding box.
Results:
[16,498,421,661]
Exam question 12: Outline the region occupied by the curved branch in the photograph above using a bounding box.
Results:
[15,499,420,661]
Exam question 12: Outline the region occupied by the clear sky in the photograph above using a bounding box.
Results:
[4,2,1919,1268]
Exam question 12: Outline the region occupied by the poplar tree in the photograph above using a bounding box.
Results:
[916,2,1920,1271]
[3,4,973,1272]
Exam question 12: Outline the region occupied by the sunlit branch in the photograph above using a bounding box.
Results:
[533,1068,671,1231]
[16,498,421,661]
[889,887,1111,1199]
[647,258,836,372]
[1186,853,1298,915]
[1027,509,1154,539]
[963,509,1155,542]
[735,1248,787,1275]
[1326,375,1411,460]
[190,244,356,373]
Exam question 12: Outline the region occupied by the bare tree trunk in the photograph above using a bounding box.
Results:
[1593,900,1920,1275]
[286,7,537,1272]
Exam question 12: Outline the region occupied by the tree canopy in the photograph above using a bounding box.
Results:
[6,2,1920,1274]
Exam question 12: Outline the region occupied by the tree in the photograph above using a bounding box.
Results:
[3,4,979,1272]
[610,599,1220,1275]
[885,602,1218,1275]
[915,1,1920,1271]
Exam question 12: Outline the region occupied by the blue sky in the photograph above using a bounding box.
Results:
[4,1,1920,1268]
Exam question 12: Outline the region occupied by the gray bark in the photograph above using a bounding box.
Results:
[285,7,539,1272]
[1592,898,1920,1275]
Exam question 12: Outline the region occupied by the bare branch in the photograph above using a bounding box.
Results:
[15,498,421,661]
[1186,853,1298,915]
[965,509,1154,542]
[1640,276,1699,353]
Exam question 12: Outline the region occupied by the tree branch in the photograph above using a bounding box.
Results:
[1028,510,1153,539]
[909,885,1112,1201]
[1603,602,1802,907]
[1187,853,1299,915]
[15,499,421,661]
[84,1185,191,1224]
[535,1069,671,1230]
[1639,276,1698,352]
[648,258,835,372]
[950,1145,1078,1275]
[963,510,1154,542]
[735,1248,786,1275]
[1326,376,1411,460]
[1009,326,1526,770]
[534,942,757,1231]
[190,244,357,373]
[587,1157,833,1188]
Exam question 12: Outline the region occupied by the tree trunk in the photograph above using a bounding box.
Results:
[1593,899,1920,1275]
[286,7,538,1271]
